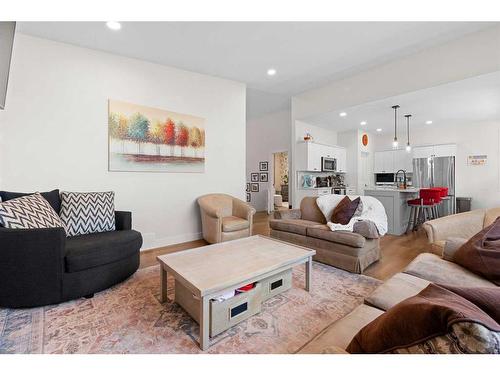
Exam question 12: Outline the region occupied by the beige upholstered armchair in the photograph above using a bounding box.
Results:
[197,194,256,244]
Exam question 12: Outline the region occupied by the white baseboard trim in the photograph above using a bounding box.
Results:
[140,232,203,251]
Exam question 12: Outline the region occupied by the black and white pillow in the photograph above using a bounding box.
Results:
[0,192,66,231]
[59,191,115,237]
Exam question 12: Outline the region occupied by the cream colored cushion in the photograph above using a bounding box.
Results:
[221,216,249,232]
[483,207,500,227]
[404,253,496,287]
[365,273,430,311]
[298,304,384,353]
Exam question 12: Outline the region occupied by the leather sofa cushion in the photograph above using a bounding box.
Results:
[222,216,249,232]
[269,219,322,236]
[298,304,384,353]
[365,273,430,311]
[403,253,496,288]
[307,226,366,248]
[65,230,142,273]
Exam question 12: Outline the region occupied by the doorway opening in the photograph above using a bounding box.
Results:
[272,151,289,210]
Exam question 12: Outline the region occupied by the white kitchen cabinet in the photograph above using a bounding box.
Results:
[433,144,457,157]
[374,150,395,173]
[296,142,322,172]
[375,149,413,173]
[335,147,347,173]
[394,149,413,173]
[413,144,456,158]
[296,141,347,172]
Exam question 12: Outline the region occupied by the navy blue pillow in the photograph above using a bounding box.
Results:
[0,189,61,214]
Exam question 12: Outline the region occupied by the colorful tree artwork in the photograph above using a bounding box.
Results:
[189,126,202,157]
[128,113,150,154]
[108,99,205,172]
[164,118,176,156]
[176,122,189,156]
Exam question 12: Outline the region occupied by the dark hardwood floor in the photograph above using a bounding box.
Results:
[140,211,429,281]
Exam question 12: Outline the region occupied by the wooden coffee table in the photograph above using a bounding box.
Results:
[157,235,315,350]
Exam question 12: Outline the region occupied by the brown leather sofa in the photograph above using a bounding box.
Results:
[197,194,256,244]
[298,239,496,353]
[422,207,500,255]
[269,197,380,274]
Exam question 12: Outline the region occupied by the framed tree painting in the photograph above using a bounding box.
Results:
[108,99,205,172]
[251,183,259,192]
[251,173,259,182]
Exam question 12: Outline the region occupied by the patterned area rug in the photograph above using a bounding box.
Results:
[0,262,380,354]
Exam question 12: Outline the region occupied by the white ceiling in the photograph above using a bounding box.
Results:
[301,71,500,133]
[17,22,497,118]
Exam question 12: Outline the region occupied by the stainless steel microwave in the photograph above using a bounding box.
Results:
[321,157,337,172]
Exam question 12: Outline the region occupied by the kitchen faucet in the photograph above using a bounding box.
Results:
[395,169,407,189]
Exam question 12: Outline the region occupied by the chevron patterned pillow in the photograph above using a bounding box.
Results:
[0,192,66,231]
[59,191,116,237]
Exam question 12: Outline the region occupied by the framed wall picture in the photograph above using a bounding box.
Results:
[251,183,259,192]
[246,193,251,202]
[246,183,250,192]
[259,172,268,182]
[108,99,205,173]
[251,173,259,182]
[259,161,269,171]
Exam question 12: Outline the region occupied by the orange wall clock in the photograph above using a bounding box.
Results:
[362,133,368,146]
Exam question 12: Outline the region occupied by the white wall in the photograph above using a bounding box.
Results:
[373,121,500,210]
[337,129,375,194]
[246,110,290,211]
[0,34,246,249]
[290,26,500,207]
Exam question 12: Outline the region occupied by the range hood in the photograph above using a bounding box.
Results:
[0,21,16,110]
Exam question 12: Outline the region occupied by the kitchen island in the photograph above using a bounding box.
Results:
[364,187,419,235]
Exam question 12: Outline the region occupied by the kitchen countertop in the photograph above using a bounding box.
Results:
[364,187,419,193]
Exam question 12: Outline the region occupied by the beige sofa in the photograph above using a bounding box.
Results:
[422,207,500,255]
[269,197,380,274]
[298,240,496,353]
[197,194,256,244]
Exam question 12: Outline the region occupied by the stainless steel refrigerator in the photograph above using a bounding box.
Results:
[413,156,456,216]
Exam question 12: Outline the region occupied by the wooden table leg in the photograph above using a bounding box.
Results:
[305,257,312,292]
[160,266,168,303]
[199,296,210,350]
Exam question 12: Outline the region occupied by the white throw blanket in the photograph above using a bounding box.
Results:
[316,195,388,236]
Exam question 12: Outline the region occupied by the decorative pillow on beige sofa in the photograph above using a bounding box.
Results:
[453,216,500,285]
[346,284,500,354]
[353,220,379,239]
[331,196,360,225]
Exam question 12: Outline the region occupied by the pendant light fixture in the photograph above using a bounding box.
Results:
[391,105,400,149]
[405,114,412,152]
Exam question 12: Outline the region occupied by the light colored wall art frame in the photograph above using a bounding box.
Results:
[108,99,205,173]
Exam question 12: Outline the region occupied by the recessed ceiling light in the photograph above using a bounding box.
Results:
[376,128,382,132]
[425,120,433,125]
[339,112,347,117]
[267,68,276,76]
[360,121,367,125]
[106,21,122,31]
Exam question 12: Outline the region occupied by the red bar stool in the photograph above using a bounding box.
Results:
[406,188,442,233]
[432,186,449,217]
